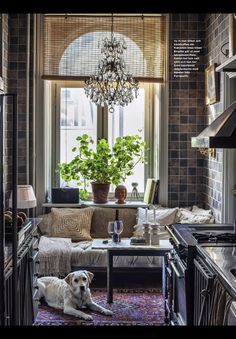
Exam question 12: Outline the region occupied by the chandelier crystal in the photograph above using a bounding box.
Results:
[84,16,139,113]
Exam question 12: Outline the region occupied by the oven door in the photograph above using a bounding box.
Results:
[165,251,187,325]
[228,301,236,325]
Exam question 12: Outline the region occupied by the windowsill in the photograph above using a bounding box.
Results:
[42,200,149,209]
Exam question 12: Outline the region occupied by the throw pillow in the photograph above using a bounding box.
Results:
[178,209,214,224]
[90,207,136,238]
[133,224,170,238]
[50,207,94,242]
[136,207,179,226]
[192,205,213,215]
[38,212,53,236]
[175,207,192,223]
[134,207,178,237]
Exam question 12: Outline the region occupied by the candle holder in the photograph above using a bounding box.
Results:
[150,224,160,245]
[142,222,150,245]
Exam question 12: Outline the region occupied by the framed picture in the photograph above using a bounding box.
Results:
[205,64,218,105]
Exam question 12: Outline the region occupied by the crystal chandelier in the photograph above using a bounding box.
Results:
[84,15,139,113]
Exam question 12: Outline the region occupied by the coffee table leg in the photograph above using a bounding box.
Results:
[107,250,113,303]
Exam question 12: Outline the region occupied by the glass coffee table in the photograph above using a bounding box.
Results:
[92,238,172,303]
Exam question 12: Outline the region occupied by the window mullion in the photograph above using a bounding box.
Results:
[97,106,108,140]
[53,82,61,187]
[144,83,154,181]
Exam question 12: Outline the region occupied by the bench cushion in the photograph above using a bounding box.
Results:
[90,207,136,238]
[70,239,163,268]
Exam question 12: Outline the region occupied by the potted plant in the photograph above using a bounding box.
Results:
[58,133,145,203]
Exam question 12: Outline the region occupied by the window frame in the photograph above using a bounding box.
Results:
[48,80,157,198]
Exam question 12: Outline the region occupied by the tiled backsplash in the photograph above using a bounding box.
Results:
[203,13,229,221]
[168,13,206,208]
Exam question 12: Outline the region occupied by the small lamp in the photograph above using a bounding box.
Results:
[9,185,37,209]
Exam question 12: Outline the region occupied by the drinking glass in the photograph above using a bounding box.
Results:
[107,221,115,241]
[114,220,124,242]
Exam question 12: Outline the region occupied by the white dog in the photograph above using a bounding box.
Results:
[37,270,113,321]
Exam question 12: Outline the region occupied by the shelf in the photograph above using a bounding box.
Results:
[42,201,149,209]
[216,55,236,78]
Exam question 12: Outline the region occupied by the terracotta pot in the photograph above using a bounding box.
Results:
[91,182,110,204]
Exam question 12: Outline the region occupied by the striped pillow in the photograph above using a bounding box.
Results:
[50,207,94,242]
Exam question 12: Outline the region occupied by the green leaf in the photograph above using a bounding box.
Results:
[57,133,146,189]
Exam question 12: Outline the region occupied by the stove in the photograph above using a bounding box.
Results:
[165,223,235,326]
[192,232,236,244]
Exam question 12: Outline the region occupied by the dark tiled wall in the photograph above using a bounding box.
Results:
[0,14,34,205]
[1,14,9,88]
[9,14,34,188]
[168,14,206,207]
[203,14,229,222]
[8,14,28,187]
[0,14,10,203]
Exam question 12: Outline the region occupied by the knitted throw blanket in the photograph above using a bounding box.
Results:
[38,236,72,276]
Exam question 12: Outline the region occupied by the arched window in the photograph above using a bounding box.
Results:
[59,31,147,77]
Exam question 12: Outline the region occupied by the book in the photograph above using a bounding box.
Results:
[152,179,160,205]
[143,178,156,204]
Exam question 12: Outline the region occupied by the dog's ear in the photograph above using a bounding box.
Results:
[65,273,73,286]
[84,271,94,284]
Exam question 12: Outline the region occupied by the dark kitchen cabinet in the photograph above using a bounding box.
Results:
[0,88,39,325]
[164,250,192,325]
[4,219,41,325]
[193,256,215,325]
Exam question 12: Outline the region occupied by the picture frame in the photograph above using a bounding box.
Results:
[205,64,218,105]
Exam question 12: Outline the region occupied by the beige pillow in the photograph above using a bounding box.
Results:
[178,209,214,224]
[192,205,213,215]
[175,207,192,223]
[133,224,169,238]
[38,213,53,236]
[90,207,136,238]
[136,207,178,226]
[50,207,94,241]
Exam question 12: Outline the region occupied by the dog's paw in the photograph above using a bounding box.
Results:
[83,314,93,321]
[103,309,113,316]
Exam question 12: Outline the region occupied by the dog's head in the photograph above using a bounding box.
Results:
[65,270,94,293]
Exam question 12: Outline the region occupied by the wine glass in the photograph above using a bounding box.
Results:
[114,220,123,242]
[107,221,115,242]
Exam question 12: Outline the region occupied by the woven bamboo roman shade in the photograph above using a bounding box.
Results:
[42,14,166,82]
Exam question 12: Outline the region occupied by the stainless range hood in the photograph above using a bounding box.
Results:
[191,100,236,148]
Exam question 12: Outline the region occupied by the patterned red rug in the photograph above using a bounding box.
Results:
[34,288,165,326]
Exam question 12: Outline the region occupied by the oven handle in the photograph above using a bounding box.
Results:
[170,260,184,279]
[165,225,181,247]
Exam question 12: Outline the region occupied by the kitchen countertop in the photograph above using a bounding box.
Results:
[197,245,236,299]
